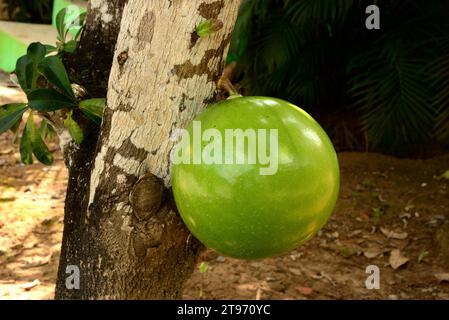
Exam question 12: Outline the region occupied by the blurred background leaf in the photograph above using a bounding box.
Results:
[1,0,53,24]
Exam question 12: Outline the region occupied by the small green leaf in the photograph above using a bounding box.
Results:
[196,19,223,37]
[25,112,53,165]
[56,8,68,40]
[45,45,57,54]
[15,56,32,91]
[441,170,449,180]
[64,112,84,145]
[0,103,28,133]
[15,43,46,92]
[10,116,22,134]
[38,56,74,98]
[74,24,84,42]
[63,40,77,53]
[39,119,48,138]
[371,207,384,220]
[57,8,85,43]
[65,11,86,38]
[39,119,56,139]
[28,89,76,111]
[79,98,105,124]
[26,43,47,89]
[78,11,86,26]
[20,122,33,165]
[417,250,429,263]
[198,262,208,273]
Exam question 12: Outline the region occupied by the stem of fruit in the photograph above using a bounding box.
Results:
[218,77,240,97]
[217,62,241,98]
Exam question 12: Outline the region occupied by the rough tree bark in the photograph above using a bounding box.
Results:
[55,0,129,299]
[56,0,242,299]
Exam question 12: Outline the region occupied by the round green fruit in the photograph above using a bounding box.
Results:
[171,96,339,259]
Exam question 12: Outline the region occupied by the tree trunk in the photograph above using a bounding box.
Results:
[56,0,241,299]
[55,0,129,300]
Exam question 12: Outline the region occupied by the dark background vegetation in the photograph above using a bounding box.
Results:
[1,0,53,23]
[2,0,449,157]
[228,0,449,157]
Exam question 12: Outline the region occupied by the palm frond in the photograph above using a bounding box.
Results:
[284,0,354,27]
[430,49,449,141]
[349,52,435,152]
[231,0,449,154]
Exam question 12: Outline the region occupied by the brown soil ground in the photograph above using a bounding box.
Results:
[1,137,448,299]
[1,77,449,300]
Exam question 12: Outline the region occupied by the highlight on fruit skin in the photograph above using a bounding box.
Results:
[171,96,340,260]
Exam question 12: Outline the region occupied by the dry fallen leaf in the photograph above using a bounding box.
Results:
[437,293,449,299]
[255,286,261,300]
[364,248,383,259]
[288,268,302,276]
[389,249,409,269]
[348,230,362,237]
[380,227,408,240]
[0,147,14,155]
[399,212,412,219]
[289,252,303,261]
[295,286,313,295]
[23,253,52,268]
[434,273,449,283]
[236,283,258,291]
[19,279,40,291]
[312,271,336,286]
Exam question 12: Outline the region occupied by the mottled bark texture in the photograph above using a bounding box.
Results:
[56,0,242,299]
[55,0,128,299]
[64,0,128,98]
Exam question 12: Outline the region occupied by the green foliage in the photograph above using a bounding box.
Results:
[417,250,429,263]
[17,112,54,165]
[15,43,46,93]
[432,45,449,142]
[39,119,56,140]
[54,7,86,54]
[0,103,27,133]
[0,10,103,165]
[24,112,54,165]
[79,98,105,125]
[27,88,77,111]
[230,0,449,154]
[443,171,449,180]
[196,19,223,37]
[64,111,84,145]
[19,118,33,165]
[38,56,75,98]
[198,262,209,274]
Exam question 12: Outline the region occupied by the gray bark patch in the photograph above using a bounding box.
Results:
[133,10,155,52]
